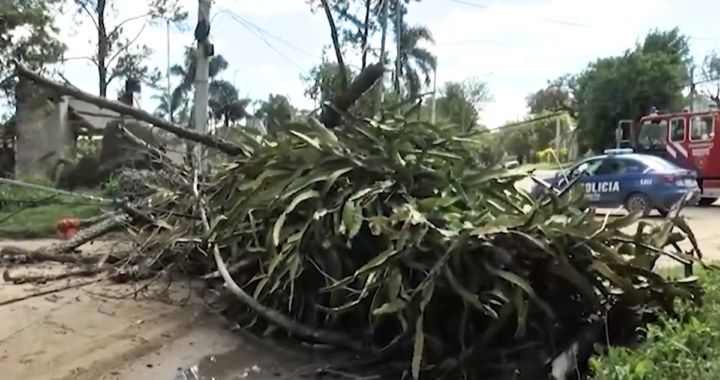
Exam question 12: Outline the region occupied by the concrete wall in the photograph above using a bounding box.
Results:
[14,93,74,178]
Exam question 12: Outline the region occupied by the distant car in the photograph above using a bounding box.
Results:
[530,148,701,216]
[502,160,520,169]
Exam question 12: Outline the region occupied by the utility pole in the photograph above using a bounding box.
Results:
[166,20,172,122]
[377,0,389,106]
[394,0,402,96]
[193,0,212,170]
[690,66,697,111]
[430,63,437,123]
[554,116,561,152]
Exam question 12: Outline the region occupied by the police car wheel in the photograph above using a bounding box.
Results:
[625,193,651,216]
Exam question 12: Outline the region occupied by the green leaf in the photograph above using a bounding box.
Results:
[271,190,319,247]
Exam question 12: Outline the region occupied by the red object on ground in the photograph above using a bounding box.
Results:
[56,218,81,240]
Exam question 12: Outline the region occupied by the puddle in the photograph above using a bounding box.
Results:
[172,333,356,380]
[173,340,304,380]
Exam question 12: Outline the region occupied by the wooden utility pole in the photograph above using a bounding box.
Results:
[193,0,212,169]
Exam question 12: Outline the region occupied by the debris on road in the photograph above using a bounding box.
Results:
[2,58,715,380]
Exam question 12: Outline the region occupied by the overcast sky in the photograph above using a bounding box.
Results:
[58,0,720,128]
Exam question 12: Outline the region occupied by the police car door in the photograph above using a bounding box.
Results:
[587,158,625,206]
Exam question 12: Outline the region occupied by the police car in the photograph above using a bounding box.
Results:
[530,148,701,216]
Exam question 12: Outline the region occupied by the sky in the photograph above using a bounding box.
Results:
[57,0,720,128]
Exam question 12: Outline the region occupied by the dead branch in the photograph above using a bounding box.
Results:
[320,63,385,129]
[320,0,347,89]
[0,278,102,307]
[3,267,106,284]
[118,126,188,176]
[13,61,245,156]
[1,246,99,265]
[41,213,129,256]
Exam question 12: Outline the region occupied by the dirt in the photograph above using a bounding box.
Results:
[0,239,216,380]
[2,212,720,380]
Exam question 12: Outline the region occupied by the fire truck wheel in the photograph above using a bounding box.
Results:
[698,198,718,207]
[624,193,651,216]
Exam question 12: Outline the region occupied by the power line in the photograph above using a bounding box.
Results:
[447,0,593,28]
[214,9,309,74]
[216,9,315,58]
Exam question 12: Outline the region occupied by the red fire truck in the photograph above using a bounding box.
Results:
[617,107,719,206]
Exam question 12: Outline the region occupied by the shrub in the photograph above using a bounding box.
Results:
[591,269,720,380]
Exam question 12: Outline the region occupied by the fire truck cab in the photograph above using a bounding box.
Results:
[617,106,719,206]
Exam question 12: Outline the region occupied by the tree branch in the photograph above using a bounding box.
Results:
[74,0,100,31]
[319,62,384,129]
[319,0,347,89]
[106,22,147,69]
[107,13,152,40]
[14,61,246,156]
[62,56,100,67]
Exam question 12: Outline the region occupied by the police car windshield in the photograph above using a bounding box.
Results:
[635,155,679,172]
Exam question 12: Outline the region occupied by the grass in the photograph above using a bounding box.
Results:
[0,204,103,239]
[0,203,104,239]
[0,178,109,239]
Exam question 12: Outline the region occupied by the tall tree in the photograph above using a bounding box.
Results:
[71,0,187,97]
[255,94,295,134]
[563,28,689,152]
[208,80,250,128]
[393,23,436,99]
[434,78,492,132]
[0,0,66,109]
[163,46,229,122]
[526,75,577,118]
[700,51,720,105]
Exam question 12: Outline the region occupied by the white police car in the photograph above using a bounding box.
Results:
[530,148,701,216]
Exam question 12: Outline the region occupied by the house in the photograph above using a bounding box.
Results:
[9,79,145,178]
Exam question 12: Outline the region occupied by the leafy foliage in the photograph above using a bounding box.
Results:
[591,269,720,380]
[137,109,706,379]
[71,0,187,96]
[0,0,66,113]
[526,28,690,153]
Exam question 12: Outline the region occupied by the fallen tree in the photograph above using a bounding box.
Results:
[5,62,712,379]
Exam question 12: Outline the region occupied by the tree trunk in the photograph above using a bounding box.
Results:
[96,0,108,97]
[360,0,372,70]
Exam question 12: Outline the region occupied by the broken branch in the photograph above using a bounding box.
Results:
[13,60,245,156]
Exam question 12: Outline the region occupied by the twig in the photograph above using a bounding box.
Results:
[0,278,101,307]
[13,60,245,156]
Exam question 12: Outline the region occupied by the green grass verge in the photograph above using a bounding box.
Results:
[591,267,720,379]
[0,203,104,239]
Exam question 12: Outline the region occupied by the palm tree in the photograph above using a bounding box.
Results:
[156,46,249,127]
[254,94,295,134]
[393,24,437,99]
[209,80,251,128]
[160,46,229,122]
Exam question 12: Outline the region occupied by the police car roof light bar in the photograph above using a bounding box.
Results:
[603,148,634,155]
